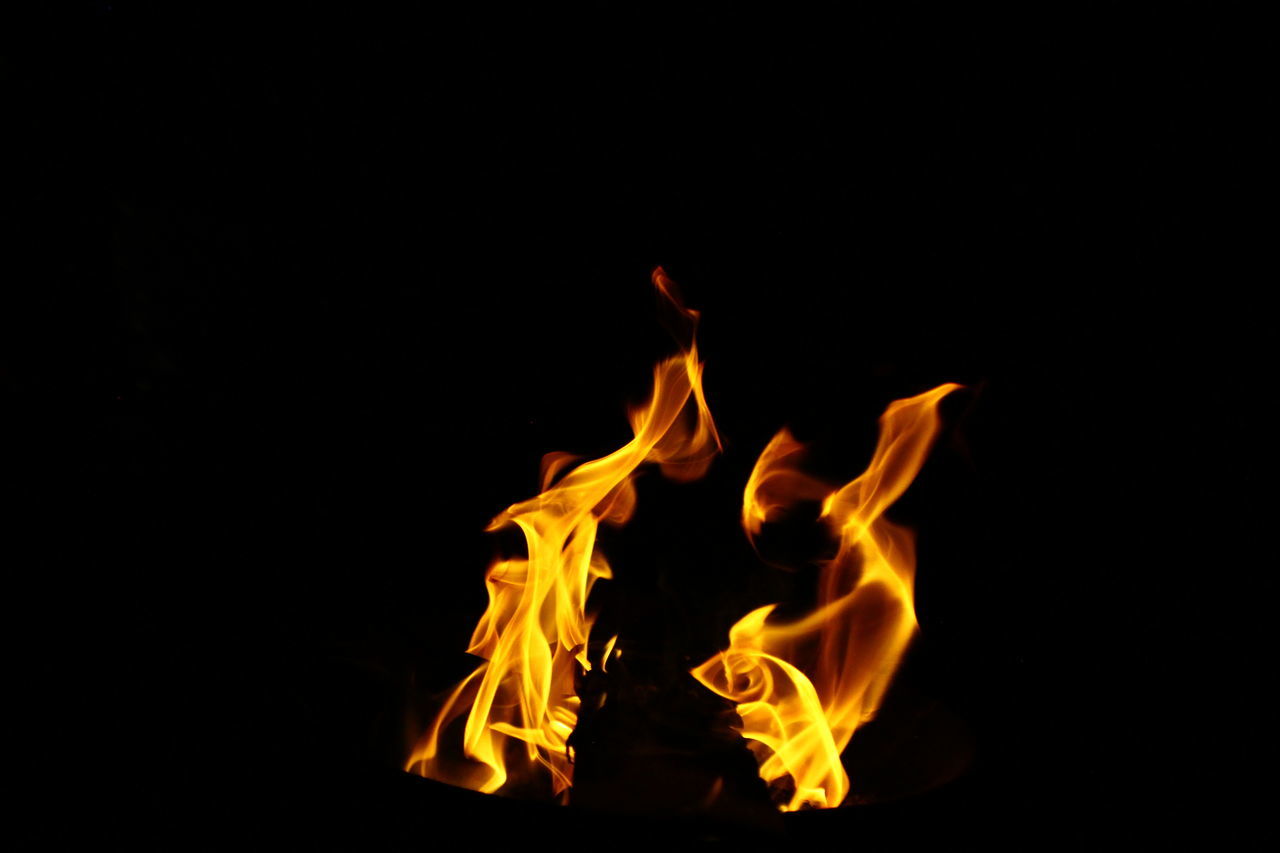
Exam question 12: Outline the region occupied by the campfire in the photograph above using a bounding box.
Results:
[405,268,959,815]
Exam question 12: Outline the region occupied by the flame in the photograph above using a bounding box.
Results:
[406,268,720,797]
[601,634,619,673]
[691,384,959,811]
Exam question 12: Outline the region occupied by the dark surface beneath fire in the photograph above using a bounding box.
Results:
[12,4,1265,850]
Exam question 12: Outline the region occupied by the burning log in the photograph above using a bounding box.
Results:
[568,646,782,833]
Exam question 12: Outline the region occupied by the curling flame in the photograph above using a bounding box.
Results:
[692,384,959,811]
[406,268,720,797]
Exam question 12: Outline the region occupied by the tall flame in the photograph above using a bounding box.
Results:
[406,268,720,797]
[691,383,959,811]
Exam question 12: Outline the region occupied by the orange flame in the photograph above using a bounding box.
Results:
[406,268,720,797]
[691,383,959,811]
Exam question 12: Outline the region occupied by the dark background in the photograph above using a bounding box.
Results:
[11,3,1263,849]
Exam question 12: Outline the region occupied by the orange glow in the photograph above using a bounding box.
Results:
[405,268,720,798]
[691,384,959,811]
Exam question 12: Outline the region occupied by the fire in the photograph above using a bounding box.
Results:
[406,266,959,812]
[691,384,959,811]
[405,268,720,797]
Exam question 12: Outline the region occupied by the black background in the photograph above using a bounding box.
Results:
[11,3,1264,849]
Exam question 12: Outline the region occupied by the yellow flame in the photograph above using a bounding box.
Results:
[601,634,619,673]
[691,383,959,811]
[406,268,720,797]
